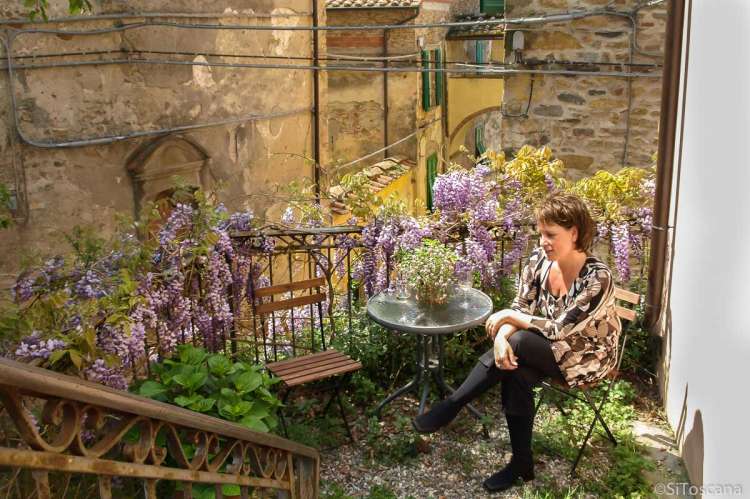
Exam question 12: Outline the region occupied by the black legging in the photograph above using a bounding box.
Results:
[448,329,566,416]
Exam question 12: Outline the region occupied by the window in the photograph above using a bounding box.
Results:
[480,0,504,15]
[421,50,431,111]
[426,153,438,211]
[432,49,443,106]
[474,40,490,65]
[475,126,486,156]
[422,49,443,110]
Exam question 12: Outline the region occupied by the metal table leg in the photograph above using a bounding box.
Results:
[372,334,428,418]
[373,333,489,436]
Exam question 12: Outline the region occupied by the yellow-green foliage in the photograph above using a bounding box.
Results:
[570,166,655,222]
[337,171,383,220]
[496,145,565,204]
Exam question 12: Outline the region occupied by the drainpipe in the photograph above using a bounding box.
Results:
[313,0,322,202]
[645,0,687,329]
[383,8,420,159]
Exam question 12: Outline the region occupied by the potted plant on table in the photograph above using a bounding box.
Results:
[397,239,457,308]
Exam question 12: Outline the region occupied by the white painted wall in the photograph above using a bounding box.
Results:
[665,0,750,494]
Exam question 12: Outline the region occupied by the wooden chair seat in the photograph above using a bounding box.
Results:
[266,349,362,388]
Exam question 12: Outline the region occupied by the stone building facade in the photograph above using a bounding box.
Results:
[0,0,329,286]
[494,0,667,178]
[325,0,479,162]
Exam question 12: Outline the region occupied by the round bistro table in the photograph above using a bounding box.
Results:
[366,287,494,422]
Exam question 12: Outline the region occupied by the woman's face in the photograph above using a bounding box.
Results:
[537,221,579,261]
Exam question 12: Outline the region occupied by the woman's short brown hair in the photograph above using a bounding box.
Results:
[535,192,595,253]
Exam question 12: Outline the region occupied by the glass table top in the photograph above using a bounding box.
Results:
[366,287,494,335]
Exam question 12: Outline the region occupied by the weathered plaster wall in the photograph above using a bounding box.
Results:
[495,0,666,178]
[326,0,479,179]
[326,8,417,171]
[0,0,324,286]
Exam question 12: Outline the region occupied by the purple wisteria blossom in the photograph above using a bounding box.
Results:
[611,222,631,283]
[84,359,128,391]
[15,332,67,361]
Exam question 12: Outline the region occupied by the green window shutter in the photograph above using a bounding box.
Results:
[426,153,438,211]
[433,49,443,106]
[480,0,504,15]
[475,40,484,64]
[475,126,485,156]
[421,50,431,111]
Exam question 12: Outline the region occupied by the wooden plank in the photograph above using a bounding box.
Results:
[0,359,318,460]
[285,362,362,387]
[614,287,640,305]
[281,359,360,384]
[615,305,637,322]
[274,355,353,378]
[254,278,327,298]
[273,357,353,379]
[255,293,325,315]
[266,350,341,371]
[269,351,349,375]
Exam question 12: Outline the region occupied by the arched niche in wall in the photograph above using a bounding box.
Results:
[126,135,214,217]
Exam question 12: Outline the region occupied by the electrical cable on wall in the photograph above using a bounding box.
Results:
[5,47,662,69]
[5,56,663,77]
[329,117,441,171]
[5,0,666,36]
[501,77,534,118]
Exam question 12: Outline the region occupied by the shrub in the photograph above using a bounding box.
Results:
[135,344,281,432]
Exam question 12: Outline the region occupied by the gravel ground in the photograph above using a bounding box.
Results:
[318,392,608,499]
[316,377,688,499]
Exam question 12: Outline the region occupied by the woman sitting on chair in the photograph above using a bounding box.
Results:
[413,192,622,492]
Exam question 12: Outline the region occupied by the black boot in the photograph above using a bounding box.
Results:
[412,398,460,433]
[483,413,535,492]
[413,357,504,434]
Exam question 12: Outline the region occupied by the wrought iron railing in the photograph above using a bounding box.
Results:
[228,222,650,363]
[0,358,319,498]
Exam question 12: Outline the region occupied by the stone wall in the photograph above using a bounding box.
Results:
[493,0,666,178]
[0,0,326,286]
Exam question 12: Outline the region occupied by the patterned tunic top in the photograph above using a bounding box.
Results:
[511,247,622,388]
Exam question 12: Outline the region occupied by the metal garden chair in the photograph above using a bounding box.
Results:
[250,276,362,443]
[533,286,640,476]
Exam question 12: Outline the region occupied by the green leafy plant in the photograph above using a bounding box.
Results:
[136,345,281,432]
[397,239,457,306]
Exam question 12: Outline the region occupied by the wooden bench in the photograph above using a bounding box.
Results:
[251,277,361,442]
[535,285,640,476]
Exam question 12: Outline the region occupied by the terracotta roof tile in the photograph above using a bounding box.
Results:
[447,15,505,38]
[326,0,421,9]
[328,156,416,215]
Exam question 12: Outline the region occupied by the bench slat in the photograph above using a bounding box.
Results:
[615,305,637,322]
[266,350,341,372]
[279,358,359,382]
[277,355,354,378]
[255,293,326,315]
[269,353,350,377]
[254,277,327,298]
[614,287,640,305]
[284,362,362,387]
